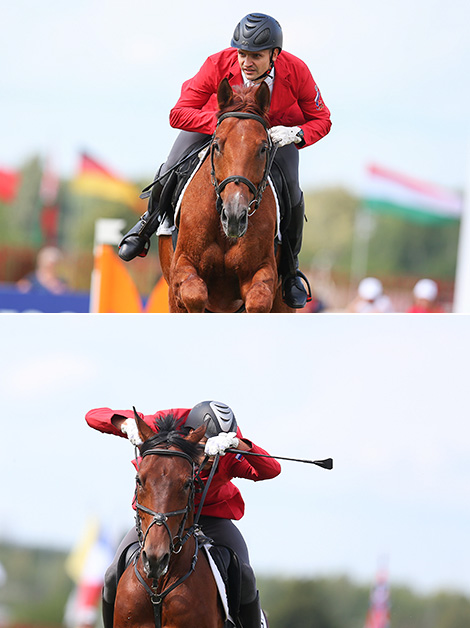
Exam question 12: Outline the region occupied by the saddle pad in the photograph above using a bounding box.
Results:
[203,544,234,624]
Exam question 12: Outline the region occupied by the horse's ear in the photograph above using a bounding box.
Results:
[255,81,271,113]
[217,78,233,110]
[134,414,155,443]
[186,424,206,444]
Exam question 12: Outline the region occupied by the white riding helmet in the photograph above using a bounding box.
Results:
[185,401,237,438]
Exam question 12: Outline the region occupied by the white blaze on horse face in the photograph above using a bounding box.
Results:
[221,185,249,239]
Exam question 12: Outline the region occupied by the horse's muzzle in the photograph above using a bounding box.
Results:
[142,549,170,580]
[221,203,248,239]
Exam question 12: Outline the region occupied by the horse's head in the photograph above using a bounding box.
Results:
[131,414,206,581]
[212,78,272,239]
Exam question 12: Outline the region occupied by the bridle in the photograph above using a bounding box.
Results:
[132,445,219,628]
[210,111,278,217]
[134,448,196,555]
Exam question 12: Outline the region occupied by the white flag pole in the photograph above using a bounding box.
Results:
[89,218,126,313]
[453,149,470,313]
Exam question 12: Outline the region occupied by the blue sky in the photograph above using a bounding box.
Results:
[1,0,469,193]
[0,313,469,594]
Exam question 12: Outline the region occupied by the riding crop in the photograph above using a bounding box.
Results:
[225,449,333,469]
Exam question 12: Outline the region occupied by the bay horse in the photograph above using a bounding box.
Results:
[158,78,293,313]
[114,415,225,628]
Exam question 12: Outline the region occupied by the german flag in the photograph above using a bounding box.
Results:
[71,152,145,213]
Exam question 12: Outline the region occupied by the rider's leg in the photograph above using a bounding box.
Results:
[199,516,261,627]
[102,528,139,628]
[118,131,211,261]
[273,145,310,309]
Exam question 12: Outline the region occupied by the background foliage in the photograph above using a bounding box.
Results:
[1,542,469,628]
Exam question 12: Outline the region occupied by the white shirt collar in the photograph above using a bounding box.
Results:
[241,67,275,93]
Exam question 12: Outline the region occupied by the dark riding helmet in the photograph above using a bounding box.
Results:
[231,13,283,52]
[185,401,238,438]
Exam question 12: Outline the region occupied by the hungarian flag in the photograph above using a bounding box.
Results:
[0,167,20,203]
[364,164,463,224]
[71,152,145,213]
[364,569,390,628]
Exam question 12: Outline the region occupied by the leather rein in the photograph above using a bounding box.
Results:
[133,446,220,628]
[210,111,278,217]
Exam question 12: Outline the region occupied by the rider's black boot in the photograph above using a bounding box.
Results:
[118,181,164,262]
[101,596,114,628]
[238,591,262,628]
[282,193,311,309]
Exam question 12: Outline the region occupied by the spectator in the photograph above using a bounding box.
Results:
[347,277,394,313]
[16,246,68,295]
[408,278,444,313]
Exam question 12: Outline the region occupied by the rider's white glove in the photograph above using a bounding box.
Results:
[268,125,302,147]
[121,418,143,446]
[205,432,239,456]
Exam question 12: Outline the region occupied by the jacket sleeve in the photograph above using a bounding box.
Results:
[226,437,281,481]
[295,63,331,148]
[85,407,182,438]
[169,56,220,134]
[85,407,138,437]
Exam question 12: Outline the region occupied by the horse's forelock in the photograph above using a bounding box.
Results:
[139,413,200,462]
[217,85,270,124]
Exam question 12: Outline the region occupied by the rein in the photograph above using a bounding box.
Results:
[133,446,220,628]
[210,111,278,217]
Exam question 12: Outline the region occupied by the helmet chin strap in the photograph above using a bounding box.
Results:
[251,49,276,83]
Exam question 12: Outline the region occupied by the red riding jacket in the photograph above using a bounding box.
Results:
[170,48,331,148]
[86,407,281,520]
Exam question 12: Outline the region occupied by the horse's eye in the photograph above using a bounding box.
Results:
[260,144,267,155]
[183,478,192,491]
[136,475,142,487]
[214,140,222,154]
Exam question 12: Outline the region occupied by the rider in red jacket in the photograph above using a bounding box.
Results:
[119,13,331,309]
[86,401,280,628]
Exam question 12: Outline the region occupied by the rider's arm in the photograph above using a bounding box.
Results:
[85,408,139,437]
[293,64,331,148]
[169,50,235,135]
[85,407,191,438]
[227,438,282,481]
[274,51,331,149]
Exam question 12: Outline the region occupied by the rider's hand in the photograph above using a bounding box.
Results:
[205,432,239,456]
[268,125,302,147]
[121,418,143,446]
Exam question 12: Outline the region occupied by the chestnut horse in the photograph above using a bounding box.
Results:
[159,79,293,313]
[114,415,225,628]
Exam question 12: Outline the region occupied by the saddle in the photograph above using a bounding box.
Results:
[152,146,292,250]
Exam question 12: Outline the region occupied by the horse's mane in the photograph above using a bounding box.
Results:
[217,84,270,124]
[139,413,201,462]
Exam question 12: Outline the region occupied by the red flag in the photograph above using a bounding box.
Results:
[39,159,61,244]
[0,167,20,203]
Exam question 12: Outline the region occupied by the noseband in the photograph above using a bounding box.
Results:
[210,111,277,217]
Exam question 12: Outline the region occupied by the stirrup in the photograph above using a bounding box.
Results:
[282,270,312,309]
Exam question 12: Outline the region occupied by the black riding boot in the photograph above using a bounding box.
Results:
[282,193,311,309]
[238,591,262,628]
[102,596,114,628]
[118,181,164,261]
